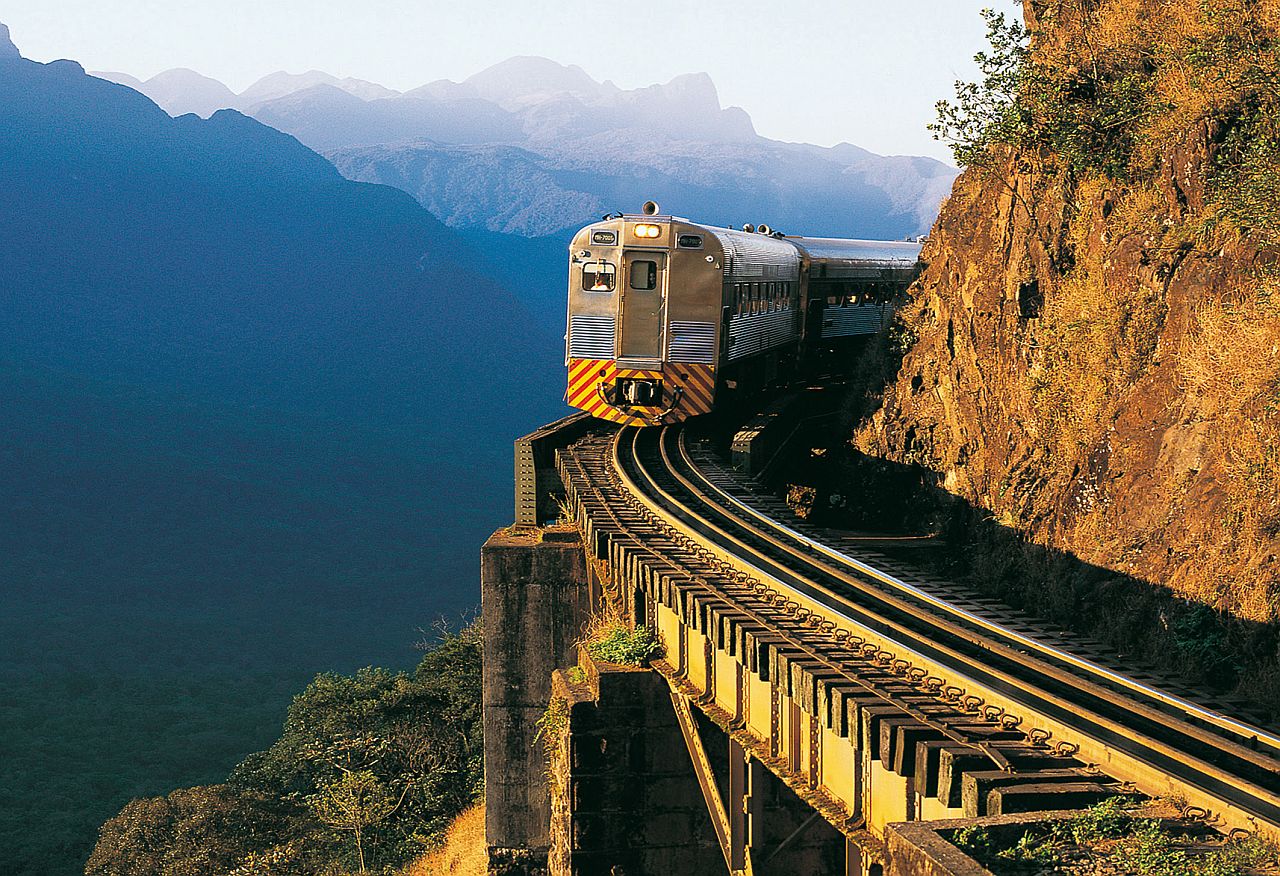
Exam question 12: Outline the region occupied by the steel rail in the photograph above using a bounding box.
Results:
[601,429,1006,753]
[613,424,1280,832]
[656,427,1280,806]
[676,429,1280,762]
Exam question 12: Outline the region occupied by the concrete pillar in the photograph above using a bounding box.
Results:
[547,655,724,876]
[751,767,847,876]
[484,527,591,874]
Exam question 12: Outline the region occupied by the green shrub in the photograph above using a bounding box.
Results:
[534,696,568,746]
[586,624,662,665]
[1212,108,1280,244]
[951,824,992,857]
[1070,796,1135,844]
[1113,820,1190,875]
[930,9,1031,170]
[932,8,1153,178]
[995,830,1060,865]
[1106,817,1276,876]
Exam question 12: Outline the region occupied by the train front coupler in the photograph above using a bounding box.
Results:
[597,377,682,424]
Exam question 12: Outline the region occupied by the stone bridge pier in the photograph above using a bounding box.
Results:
[482,524,962,876]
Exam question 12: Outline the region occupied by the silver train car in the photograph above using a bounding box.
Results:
[565,202,923,426]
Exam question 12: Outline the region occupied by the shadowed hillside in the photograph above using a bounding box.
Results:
[0,27,562,875]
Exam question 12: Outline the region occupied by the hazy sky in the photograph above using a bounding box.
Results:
[1,1,1021,162]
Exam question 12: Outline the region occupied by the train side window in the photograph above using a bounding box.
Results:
[630,260,658,290]
[582,262,616,292]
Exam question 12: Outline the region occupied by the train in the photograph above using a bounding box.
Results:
[564,202,924,426]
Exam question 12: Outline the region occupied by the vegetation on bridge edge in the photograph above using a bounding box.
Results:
[950,797,1278,874]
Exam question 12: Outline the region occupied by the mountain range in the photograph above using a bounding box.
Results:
[94,56,958,240]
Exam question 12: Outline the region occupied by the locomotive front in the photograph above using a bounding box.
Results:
[564,203,724,426]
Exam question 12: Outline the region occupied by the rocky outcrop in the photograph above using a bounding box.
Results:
[858,1,1280,636]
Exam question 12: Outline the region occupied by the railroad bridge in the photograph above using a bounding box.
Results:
[482,407,1280,876]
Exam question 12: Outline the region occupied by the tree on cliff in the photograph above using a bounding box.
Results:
[85,785,279,876]
[309,770,405,874]
[930,9,1032,170]
[87,621,484,875]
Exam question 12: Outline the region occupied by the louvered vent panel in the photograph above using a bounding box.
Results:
[668,321,717,364]
[821,305,892,338]
[569,315,616,359]
[727,311,800,361]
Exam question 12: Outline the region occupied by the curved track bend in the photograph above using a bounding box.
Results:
[609,423,1280,833]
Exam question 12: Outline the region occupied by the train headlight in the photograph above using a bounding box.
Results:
[634,224,662,239]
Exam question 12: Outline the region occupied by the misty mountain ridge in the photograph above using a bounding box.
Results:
[92,66,402,115]
[2,29,561,464]
[238,69,400,106]
[135,68,237,117]
[90,53,956,239]
[91,54,755,142]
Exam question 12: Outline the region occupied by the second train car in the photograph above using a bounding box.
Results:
[565,202,923,425]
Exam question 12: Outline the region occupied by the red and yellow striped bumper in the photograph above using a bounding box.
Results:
[566,359,717,426]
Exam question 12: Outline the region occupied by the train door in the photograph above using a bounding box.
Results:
[618,251,666,360]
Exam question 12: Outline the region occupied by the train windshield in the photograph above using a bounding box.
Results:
[582,262,616,292]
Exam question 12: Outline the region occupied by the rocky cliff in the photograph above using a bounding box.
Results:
[856,0,1280,696]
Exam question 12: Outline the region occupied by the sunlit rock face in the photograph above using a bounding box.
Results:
[858,0,1280,631]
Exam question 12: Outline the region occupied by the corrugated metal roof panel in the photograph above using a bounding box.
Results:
[788,237,923,267]
[708,228,802,282]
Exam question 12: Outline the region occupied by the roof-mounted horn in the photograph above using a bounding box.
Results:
[642,200,660,216]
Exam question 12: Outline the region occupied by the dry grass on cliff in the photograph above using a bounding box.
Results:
[399,803,485,876]
[993,0,1280,626]
[1026,182,1169,463]
[1180,292,1280,619]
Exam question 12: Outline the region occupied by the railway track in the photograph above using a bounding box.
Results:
[558,419,1280,835]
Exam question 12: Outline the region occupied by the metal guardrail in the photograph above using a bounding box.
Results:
[514,412,596,525]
